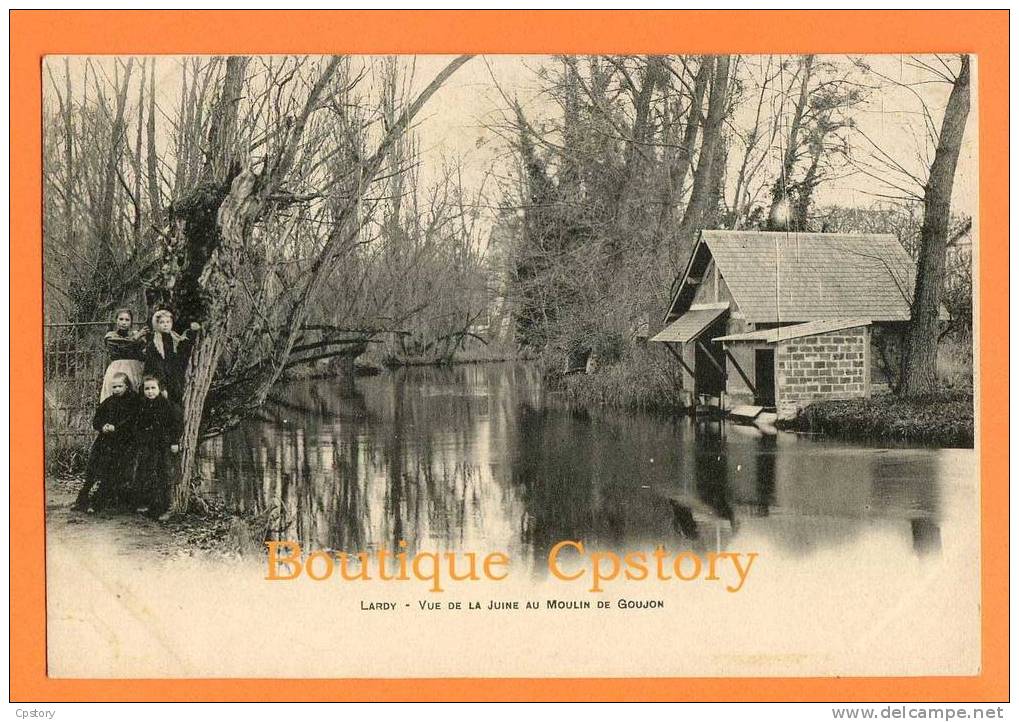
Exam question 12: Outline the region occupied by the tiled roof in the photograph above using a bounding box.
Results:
[650,304,728,343]
[692,231,916,323]
[714,318,872,343]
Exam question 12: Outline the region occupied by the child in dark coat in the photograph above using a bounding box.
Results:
[143,309,200,404]
[132,375,184,520]
[73,372,138,512]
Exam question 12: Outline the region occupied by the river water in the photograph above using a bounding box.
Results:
[198,362,975,576]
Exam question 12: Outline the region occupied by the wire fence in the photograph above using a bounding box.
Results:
[44,321,108,472]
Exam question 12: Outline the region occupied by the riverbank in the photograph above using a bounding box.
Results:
[376,341,523,369]
[286,346,525,380]
[781,392,974,448]
[46,477,258,559]
[545,346,689,413]
[546,352,973,447]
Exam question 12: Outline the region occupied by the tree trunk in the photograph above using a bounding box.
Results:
[97,60,133,246]
[767,54,813,229]
[174,169,258,510]
[793,133,824,230]
[782,56,813,178]
[168,55,472,513]
[171,57,339,512]
[73,60,133,322]
[560,56,583,202]
[132,62,145,246]
[705,131,728,229]
[900,55,971,396]
[618,57,663,210]
[671,57,711,208]
[655,55,708,266]
[62,58,74,253]
[146,60,163,221]
[608,56,664,261]
[167,58,252,510]
[675,55,730,257]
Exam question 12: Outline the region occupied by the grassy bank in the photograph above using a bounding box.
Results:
[784,391,974,448]
[546,345,689,413]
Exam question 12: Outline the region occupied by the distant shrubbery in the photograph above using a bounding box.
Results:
[544,344,688,413]
[785,391,974,448]
[936,335,974,392]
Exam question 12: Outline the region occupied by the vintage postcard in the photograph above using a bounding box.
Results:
[12,10,1009,703]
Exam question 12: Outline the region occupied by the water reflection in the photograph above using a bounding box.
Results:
[199,363,963,572]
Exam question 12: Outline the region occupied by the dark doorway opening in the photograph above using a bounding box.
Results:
[695,341,725,398]
[754,349,776,407]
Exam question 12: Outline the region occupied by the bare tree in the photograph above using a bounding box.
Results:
[901,55,971,396]
[675,55,731,255]
[767,54,813,228]
[155,55,475,511]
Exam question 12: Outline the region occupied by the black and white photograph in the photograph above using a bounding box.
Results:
[41,52,979,678]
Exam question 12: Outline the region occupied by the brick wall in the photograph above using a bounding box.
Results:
[775,326,869,415]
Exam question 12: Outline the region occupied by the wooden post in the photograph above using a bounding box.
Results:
[664,342,696,379]
[696,340,726,377]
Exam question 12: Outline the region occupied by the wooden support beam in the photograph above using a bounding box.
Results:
[724,349,756,394]
[696,340,726,378]
[664,342,696,378]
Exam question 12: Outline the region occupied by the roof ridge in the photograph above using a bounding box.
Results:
[702,229,898,239]
[695,230,915,323]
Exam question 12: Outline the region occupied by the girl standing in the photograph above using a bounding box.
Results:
[144,309,200,404]
[73,371,138,512]
[100,308,147,402]
[132,375,184,520]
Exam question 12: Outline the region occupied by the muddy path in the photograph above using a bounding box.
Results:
[46,477,256,560]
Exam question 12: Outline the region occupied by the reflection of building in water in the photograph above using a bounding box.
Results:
[911,517,942,557]
[720,430,944,558]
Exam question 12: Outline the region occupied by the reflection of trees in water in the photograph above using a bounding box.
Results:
[200,383,376,551]
[870,451,942,559]
[200,362,957,563]
[201,363,536,555]
[658,420,742,554]
[868,452,941,518]
[910,517,942,556]
[512,406,598,554]
[510,405,682,565]
[268,379,370,423]
[375,371,491,551]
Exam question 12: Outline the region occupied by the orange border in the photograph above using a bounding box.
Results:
[10,9,1008,702]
